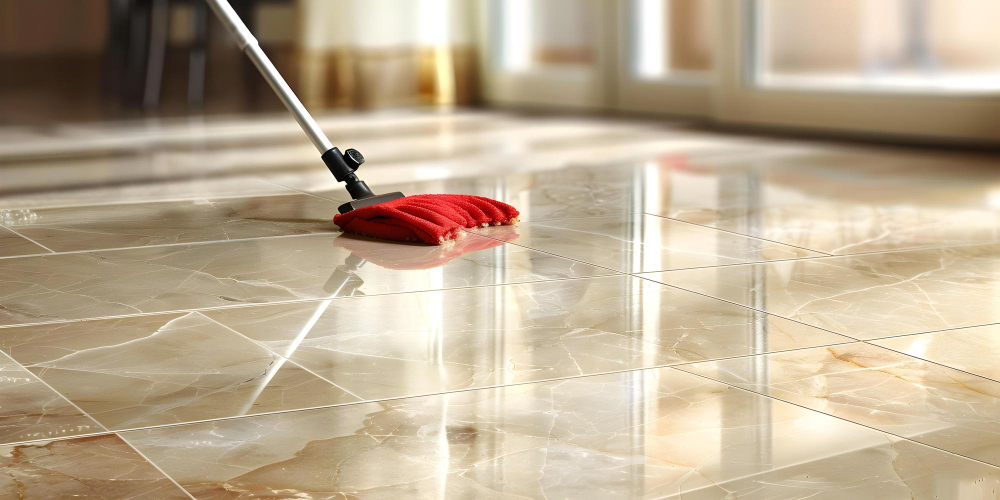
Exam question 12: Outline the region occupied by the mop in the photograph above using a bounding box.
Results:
[206,0,519,245]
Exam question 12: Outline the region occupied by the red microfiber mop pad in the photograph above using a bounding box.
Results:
[333,194,520,245]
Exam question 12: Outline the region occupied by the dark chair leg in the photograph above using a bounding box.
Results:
[125,0,151,108]
[103,0,132,108]
[143,0,170,110]
[187,1,209,108]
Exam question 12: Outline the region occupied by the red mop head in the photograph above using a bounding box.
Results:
[333,194,519,245]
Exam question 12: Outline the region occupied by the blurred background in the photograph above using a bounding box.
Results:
[2,0,999,199]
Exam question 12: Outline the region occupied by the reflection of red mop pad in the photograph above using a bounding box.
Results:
[333,194,519,245]
[332,229,518,270]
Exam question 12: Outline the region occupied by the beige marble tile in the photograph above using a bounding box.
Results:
[0,312,358,430]
[673,202,1000,256]
[472,213,821,274]
[202,276,848,400]
[657,150,1000,255]
[873,325,1000,382]
[0,226,47,258]
[643,243,1000,339]
[121,368,1000,499]
[0,434,190,498]
[0,232,608,327]
[7,193,343,252]
[0,352,99,445]
[680,342,1000,467]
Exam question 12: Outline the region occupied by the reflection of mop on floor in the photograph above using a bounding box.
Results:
[330,231,516,271]
[236,231,516,414]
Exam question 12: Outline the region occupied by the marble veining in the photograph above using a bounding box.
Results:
[0,232,609,327]
[0,312,358,430]
[121,368,1000,499]
[680,342,1000,467]
[0,434,190,498]
[202,275,848,401]
[872,324,1000,383]
[644,243,1000,339]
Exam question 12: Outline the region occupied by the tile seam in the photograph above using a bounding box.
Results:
[0,275,618,330]
[195,311,367,402]
[671,365,1000,472]
[0,224,56,254]
[105,338,857,436]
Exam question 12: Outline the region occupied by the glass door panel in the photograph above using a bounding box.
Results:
[481,0,609,109]
[713,0,1000,141]
[757,0,1000,93]
[617,0,716,116]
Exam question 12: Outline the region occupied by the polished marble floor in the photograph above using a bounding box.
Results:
[2,111,1000,498]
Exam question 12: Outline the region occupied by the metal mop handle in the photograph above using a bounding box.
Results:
[205,0,377,200]
[205,0,331,152]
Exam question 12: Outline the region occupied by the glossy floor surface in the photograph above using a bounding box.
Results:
[2,111,1000,498]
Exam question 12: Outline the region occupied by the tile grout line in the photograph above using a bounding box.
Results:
[0,337,855,450]
[0,349,111,436]
[469,225,854,278]
[257,178,348,204]
[5,205,992,263]
[2,218,995,390]
[106,338,857,437]
[0,224,56,254]
[6,332,990,461]
[0,274,618,330]
[6,251,982,357]
[467,229,630,274]
[855,338,1000,387]
[0,334,906,462]
[116,434,198,499]
[1,237,988,366]
[0,227,341,260]
[631,272,1000,372]
[194,311,366,402]
[631,273,864,340]
[3,193,994,265]
[644,212,834,256]
[467,232,862,343]
[670,365,1000,471]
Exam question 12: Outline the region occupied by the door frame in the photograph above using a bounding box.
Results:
[477,0,1000,142]
[476,0,614,110]
[712,0,1000,142]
